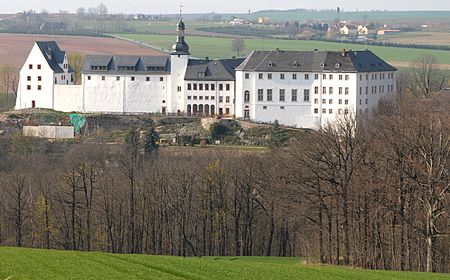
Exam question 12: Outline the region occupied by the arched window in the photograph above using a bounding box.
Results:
[198,104,204,115]
[193,104,198,114]
[210,105,215,115]
[244,90,250,103]
[187,104,192,115]
[204,104,210,116]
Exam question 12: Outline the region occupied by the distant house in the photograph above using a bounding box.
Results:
[358,25,369,35]
[39,21,66,32]
[339,25,358,35]
[229,18,250,26]
[377,29,401,35]
[258,17,271,25]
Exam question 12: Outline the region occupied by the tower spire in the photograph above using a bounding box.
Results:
[171,6,190,55]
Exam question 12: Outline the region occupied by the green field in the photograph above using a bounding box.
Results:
[0,247,448,280]
[115,33,450,67]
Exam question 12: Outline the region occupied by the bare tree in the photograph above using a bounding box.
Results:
[0,66,19,108]
[231,38,246,57]
[68,53,85,85]
[409,55,448,98]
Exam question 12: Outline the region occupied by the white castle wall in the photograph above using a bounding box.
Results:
[54,85,84,112]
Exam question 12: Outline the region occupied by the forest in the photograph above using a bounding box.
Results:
[0,91,448,273]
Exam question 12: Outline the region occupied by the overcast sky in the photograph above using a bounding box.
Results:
[2,0,450,14]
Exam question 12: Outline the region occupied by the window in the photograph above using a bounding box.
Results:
[87,76,91,80]
[304,89,310,102]
[345,75,349,80]
[27,85,31,90]
[27,76,31,81]
[329,74,333,80]
[280,73,285,80]
[329,109,333,114]
[339,99,342,105]
[268,73,272,80]
[131,76,135,81]
[187,96,192,100]
[280,106,285,110]
[199,84,203,91]
[219,84,224,91]
[304,74,309,80]
[244,91,250,103]
[366,87,369,95]
[339,87,343,95]
[344,109,349,115]
[292,89,298,102]
[314,74,319,80]
[29,64,33,70]
[226,96,230,103]
[322,87,326,94]
[339,75,343,80]
[37,85,42,90]
[116,76,120,81]
[279,89,285,102]
[193,84,198,91]
[323,74,326,80]
[365,98,368,105]
[146,77,150,82]
[314,98,318,104]
[258,73,263,79]
[199,96,203,100]
[314,87,319,94]
[322,99,326,104]
[263,106,268,110]
[359,75,362,81]
[329,87,333,94]
[314,108,319,114]
[37,64,41,70]
[345,87,349,95]
[258,89,264,101]
[226,84,230,91]
[322,109,327,114]
[329,99,333,104]
[160,77,164,82]
[193,96,198,100]
[267,89,273,101]
[226,108,230,115]
[245,73,250,79]
[359,87,362,95]
[211,96,215,100]
[244,110,250,118]
[205,84,209,91]
[366,74,369,80]
[345,99,349,105]
[211,84,215,91]
[338,109,343,115]
[219,96,223,103]
[102,76,105,81]
[292,74,297,80]
[188,83,192,90]
[177,86,182,92]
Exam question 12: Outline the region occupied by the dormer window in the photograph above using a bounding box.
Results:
[268,61,274,67]
[197,72,205,78]
[335,62,341,69]
[91,66,107,71]
[293,61,299,67]
[320,63,326,68]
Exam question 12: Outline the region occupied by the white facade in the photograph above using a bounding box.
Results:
[236,71,396,129]
[16,23,396,130]
[16,42,74,110]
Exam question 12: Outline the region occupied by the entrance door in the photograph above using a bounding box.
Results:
[32,100,36,108]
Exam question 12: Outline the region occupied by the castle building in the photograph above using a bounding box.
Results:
[16,20,396,129]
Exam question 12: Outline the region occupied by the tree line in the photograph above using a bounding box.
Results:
[0,92,448,273]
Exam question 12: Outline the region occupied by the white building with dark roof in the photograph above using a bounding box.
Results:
[16,20,396,129]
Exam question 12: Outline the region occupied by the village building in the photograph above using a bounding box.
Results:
[16,20,396,129]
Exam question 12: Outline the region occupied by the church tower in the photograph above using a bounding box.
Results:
[168,16,190,114]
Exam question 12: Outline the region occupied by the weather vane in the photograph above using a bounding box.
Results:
[179,4,184,19]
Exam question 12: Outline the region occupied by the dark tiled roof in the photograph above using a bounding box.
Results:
[184,58,245,81]
[82,55,170,74]
[236,50,396,73]
[36,41,68,73]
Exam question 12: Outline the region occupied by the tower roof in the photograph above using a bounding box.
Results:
[171,19,190,55]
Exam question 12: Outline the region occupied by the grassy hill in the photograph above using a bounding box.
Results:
[115,33,450,68]
[0,247,448,280]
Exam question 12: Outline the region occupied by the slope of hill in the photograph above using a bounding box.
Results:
[0,247,448,280]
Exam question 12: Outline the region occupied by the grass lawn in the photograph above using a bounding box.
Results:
[0,247,449,280]
[115,33,450,68]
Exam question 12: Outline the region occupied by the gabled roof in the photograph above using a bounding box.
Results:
[236,50,396,73]
[184,58,245,81]
[35,41,69,73]
[82,55,170,74]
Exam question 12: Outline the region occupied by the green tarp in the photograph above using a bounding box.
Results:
[68,114,86,135]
